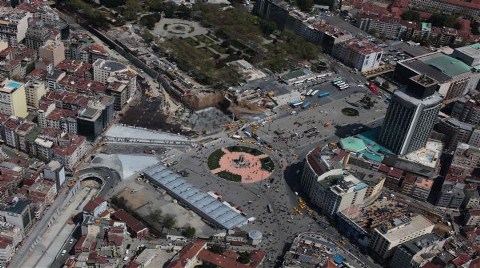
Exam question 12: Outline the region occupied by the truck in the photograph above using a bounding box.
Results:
[302,102,311,109]
[318,92,330,98]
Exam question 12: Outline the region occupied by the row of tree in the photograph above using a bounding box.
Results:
[401,10,462,29]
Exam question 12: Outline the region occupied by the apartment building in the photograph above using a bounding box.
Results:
[0,7,31,46]
[0,80,27,118]
[409,0,480,17]
[38,39,65,67]
[332,38,383,72]
[447,143,480,178]
[24,80,47,109]
[370,215,434,259]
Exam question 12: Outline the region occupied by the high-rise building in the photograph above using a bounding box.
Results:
[38,40,65,67]
[379,75,443,155]
[307,169,368,218]
[0,79,28,118]
[436,117,474,151]
[447,143,480,178]
[0,7,31,46]
[451,96,480,125]
[24,21,52,50]
[389,233,445,268]
[369,214,434,259]
[24,80,47,109]
[435,175,465,209]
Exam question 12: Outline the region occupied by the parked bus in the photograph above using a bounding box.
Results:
[336,82,348,88]
[232,135,242,139]
[267,204,273,213]
[318,92,330,97]
[290,100,304,108]
[332,80,343,85]
[311,89,319,96]
[302,102,312,109]
[339,84,350,89]
[306,89,313,96]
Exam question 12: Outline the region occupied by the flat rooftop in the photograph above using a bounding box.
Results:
[401,52,472,82]
[378,215,433,242]
[344,199,408,232]
[400,140,442,169]
[0,80,23,93]
[454,43,480,59]
[340,128,391,163]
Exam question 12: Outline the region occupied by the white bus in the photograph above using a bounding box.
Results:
[336,82,348,87]
[311,89,319,96]
[339,85,350,90]
[306,89,313,96]
[333,80,344,85]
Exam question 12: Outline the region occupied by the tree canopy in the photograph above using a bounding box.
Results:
[401,10,421,22]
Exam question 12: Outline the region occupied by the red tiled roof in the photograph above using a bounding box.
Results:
[469,209,480,216]
[111,209,148,234]
[452,253,471,266]
[46,108,77,121]
[178,241,206,260]
[83,197,106,213]
[388,167,403,178]
[470,258,480,268]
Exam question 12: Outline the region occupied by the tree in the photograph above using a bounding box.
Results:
[381,81,390,89]
[182,225,196,238]
[428,13,460,29]
[122,0,143,21]
[401,10,421,22]
[209,244,225,254]
[148,209,162,223]
[237,251,251,264]
[259,19,277,36]
[162,214,176,229]
[100,0,126,8]
[313,0,334,8]
[141,30,155,43]
[146,0,164,12]
[472,20,480,35]
[139,13,161,29]
[297,0,314,12]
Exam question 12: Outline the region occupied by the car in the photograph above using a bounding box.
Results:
[69,239,74,244]
[61,250,67,256]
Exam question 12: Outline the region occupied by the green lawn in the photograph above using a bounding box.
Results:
[207,149,225,170]
[196,34,215,45]
[211,44,228,54]
[227,146,264,156]
[217,170,242,182]
[260,157,275,172]
[184,37,200,46]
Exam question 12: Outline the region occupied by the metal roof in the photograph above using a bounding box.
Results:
[144,165,248,230]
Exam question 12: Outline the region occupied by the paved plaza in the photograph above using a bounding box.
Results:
[153,18,208,39]
[211,147,272,183]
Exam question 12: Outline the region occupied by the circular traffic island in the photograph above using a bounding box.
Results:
[208,146,274,183]
[341,107,359,116]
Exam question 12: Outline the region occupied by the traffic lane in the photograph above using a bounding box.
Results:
[51,236,77,268]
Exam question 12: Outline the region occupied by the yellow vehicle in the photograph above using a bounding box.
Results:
[339,240,346,245]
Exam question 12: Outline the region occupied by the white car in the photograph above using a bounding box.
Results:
[61,250,67,256]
